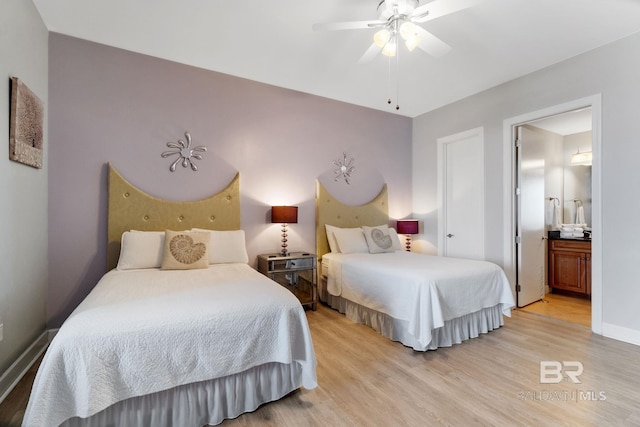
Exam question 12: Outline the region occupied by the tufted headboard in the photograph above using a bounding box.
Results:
[315,181,389,261]
[107,164,240,271]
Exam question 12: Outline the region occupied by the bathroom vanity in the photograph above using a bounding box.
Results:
[548,237,591,296]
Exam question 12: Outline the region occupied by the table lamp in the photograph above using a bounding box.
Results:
[396,219,419,251]
[271,206,298,256]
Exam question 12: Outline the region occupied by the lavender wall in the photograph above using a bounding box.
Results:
[48,34,412,327]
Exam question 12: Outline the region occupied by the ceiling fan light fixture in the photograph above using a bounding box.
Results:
[399,21,416,40]
[381,39,397,57]
[404,34,420,51]
[312,0,476,110]
[373,28,391,48]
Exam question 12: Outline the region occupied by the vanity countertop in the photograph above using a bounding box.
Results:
[548,231,591,242]
[549,236,591,242]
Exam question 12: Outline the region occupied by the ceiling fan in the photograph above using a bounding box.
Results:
[313,0,479,62]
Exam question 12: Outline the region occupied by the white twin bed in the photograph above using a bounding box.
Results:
[316,182,515,351]
[23,167,317,426]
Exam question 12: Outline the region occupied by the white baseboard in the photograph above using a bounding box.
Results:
[0,330,51,404]
[602,322,640,347]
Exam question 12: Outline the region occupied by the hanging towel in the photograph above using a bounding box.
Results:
[562,227,585,233]
[552,205,562,230]
[549,199,562,230]
[576,205,586,226]
[561,231,584,238]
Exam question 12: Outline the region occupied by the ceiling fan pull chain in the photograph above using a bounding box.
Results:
[312,0,469,111]
[387,53,392,105]
[395,35,400,110]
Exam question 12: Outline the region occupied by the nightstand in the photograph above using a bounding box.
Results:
[257,252,317,310]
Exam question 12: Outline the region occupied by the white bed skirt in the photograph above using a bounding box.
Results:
[319,280,505,351]
[61,362,302,427]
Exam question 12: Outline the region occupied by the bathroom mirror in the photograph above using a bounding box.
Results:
[526,107,592,229]
[563,166,591,225]
[563,131,592,226]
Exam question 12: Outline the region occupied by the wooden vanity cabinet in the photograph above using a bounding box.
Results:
[548,239,591,296]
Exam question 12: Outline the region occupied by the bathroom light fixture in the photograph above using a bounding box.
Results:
[396,219,419,251]
[271,206,298,256]
[571,148,592,165]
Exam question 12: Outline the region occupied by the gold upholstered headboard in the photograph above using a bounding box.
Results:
[107,164,240,271]
[315,181,389,260]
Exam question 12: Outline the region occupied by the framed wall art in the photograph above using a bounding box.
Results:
[9,76,44,168]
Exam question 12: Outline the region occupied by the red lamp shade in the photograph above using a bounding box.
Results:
[271,206,298,224]
[396,219,419,235]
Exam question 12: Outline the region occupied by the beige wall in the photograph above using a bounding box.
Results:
[413,31,640,345]
[0,1,49,374]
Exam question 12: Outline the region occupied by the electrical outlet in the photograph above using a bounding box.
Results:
[0,323,3,342]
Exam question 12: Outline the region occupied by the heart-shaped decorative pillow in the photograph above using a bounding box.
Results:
[371,228,393,249]
[161,230,210,270]
[362,225,396,253]
[170,234,207,264]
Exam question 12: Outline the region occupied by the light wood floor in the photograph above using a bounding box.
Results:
[3,303,640,426]
[519,292,591,328]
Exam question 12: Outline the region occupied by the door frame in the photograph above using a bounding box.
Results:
[502,95,602,334]
[437,126,485,257]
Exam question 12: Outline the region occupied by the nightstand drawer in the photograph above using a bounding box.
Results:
[270,270,315,306]
[257,252,317,310]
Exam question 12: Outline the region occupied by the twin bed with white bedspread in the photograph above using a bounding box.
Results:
[23,167,317,426]
[316,181,515,351]
[25,265,316,426]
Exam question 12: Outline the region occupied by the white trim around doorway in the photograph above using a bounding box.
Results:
[502,95,602,335]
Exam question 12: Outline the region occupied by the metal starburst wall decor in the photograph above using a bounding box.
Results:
[161,131,207,172]
[333,152,356,184]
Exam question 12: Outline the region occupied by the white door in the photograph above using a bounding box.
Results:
[438,127,484,260]
[517,126,546,307]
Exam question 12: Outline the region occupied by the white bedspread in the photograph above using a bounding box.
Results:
[324,252,514,347]
[23,264,317,427]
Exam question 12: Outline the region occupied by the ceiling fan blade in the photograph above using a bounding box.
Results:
[358,42,382,64]
[412,0,481,23]
[414,26,451,58]
[312,20,385,31]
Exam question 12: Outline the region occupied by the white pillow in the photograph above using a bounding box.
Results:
[116,231,165,270]
[388,228,403,251]
[333,227,369,254]
[325,224,341,253]
[362,225,395,254]
[192,229,249,264]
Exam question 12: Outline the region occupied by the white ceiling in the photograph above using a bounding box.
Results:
[32,0,640,118]
[529,108,593,136]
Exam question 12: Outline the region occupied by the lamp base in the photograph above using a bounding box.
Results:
[404,235,412,252]
[280,223,289,256]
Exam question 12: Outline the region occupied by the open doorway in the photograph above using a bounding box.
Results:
[503,96,602,333]
[517,108,592,327]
